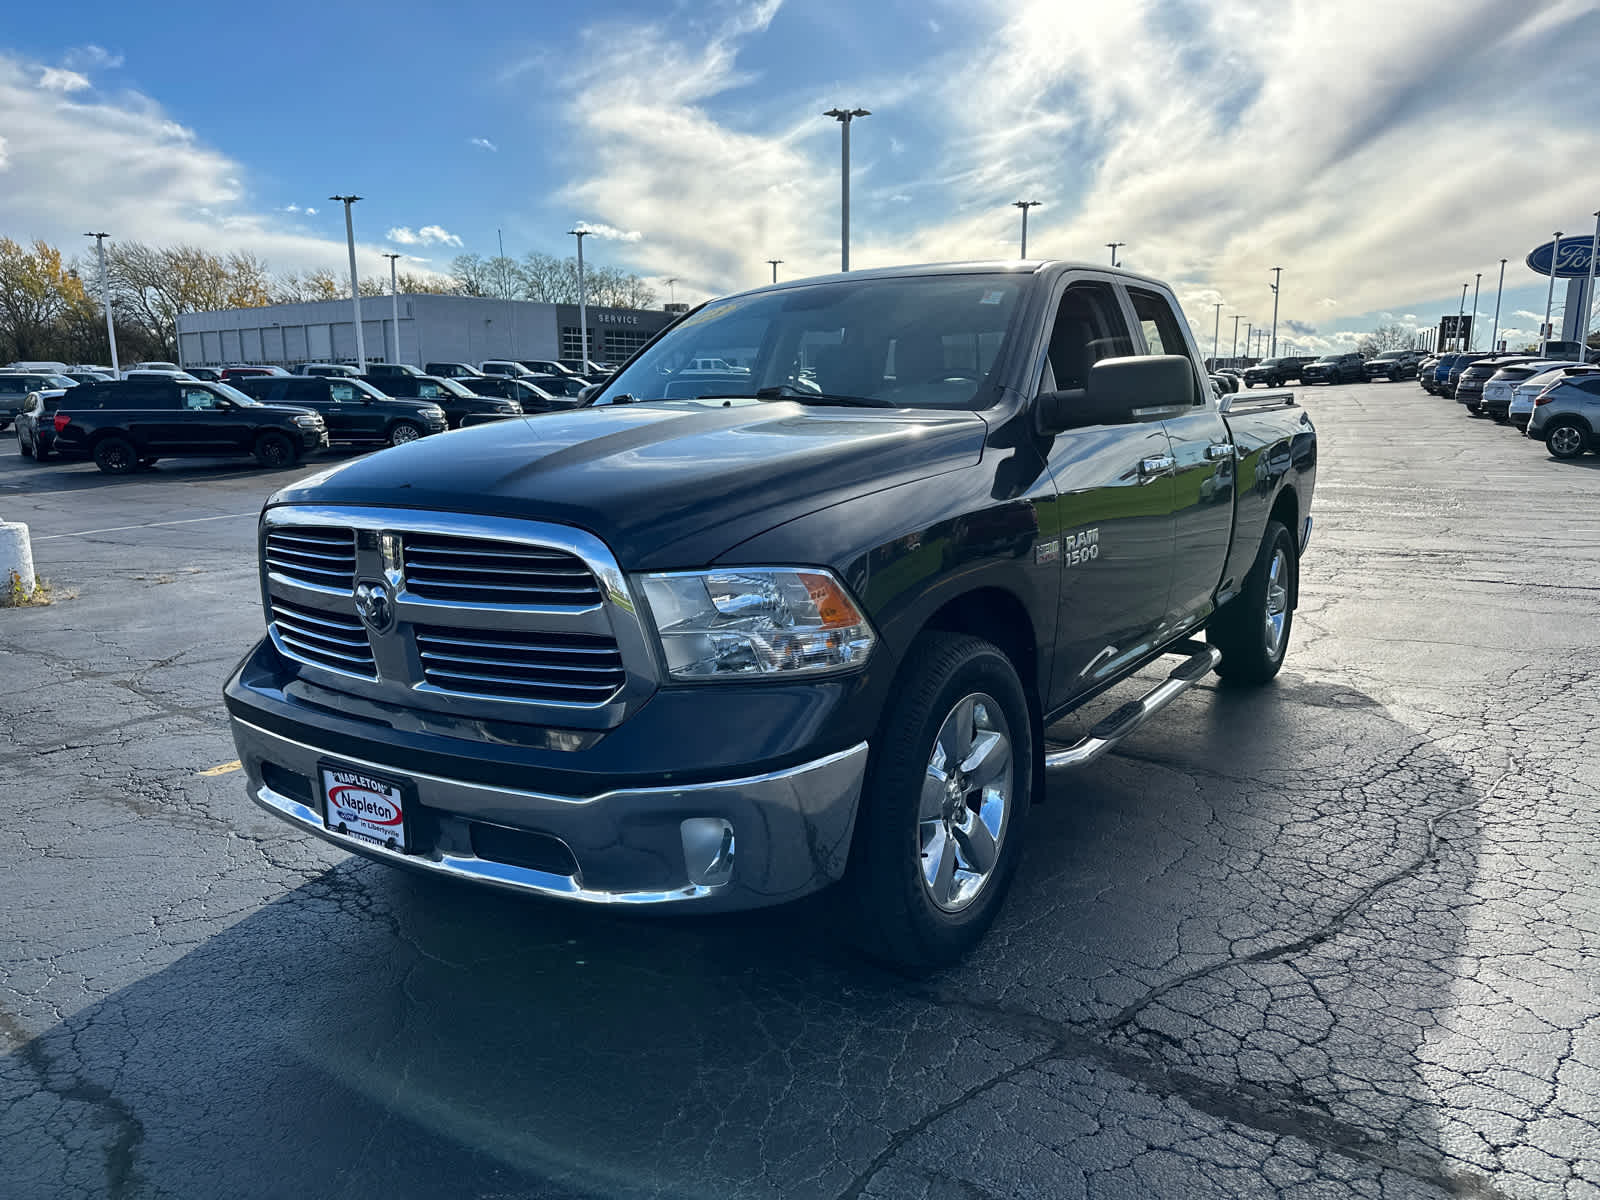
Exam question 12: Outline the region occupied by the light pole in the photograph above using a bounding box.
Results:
[1454,282,1468,351]
[823,107,869,272]
[1013,200,1040,258]
[568,228,591,367]
[1542,233,1561,354]
[1469,272,1481,350]
[330,195,367,371]
[1490,258,1506,354]
[382,252,401,364]
[665,277,678,306]
[1269,266,1282,357]
[1212,301,1222,367]
[1586,211,1600,354]
[1244,321,1253,360]
[1231,315,1246,361]
[1106,242,1125,267]
[498,227,517,357]
[83,232,119,375]
[767,259,783,283]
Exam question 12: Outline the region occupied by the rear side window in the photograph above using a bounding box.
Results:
[124,384,177,409]
[1127,288,1203,405]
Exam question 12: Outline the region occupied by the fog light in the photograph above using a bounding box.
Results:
[681,818,735,888]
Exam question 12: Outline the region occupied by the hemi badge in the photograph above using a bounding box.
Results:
[1035,539,1060,565]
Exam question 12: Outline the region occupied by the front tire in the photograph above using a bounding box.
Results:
[388,420,423,447]
[93,436,137,475]
[1208,519,1296,684]
[254,431,297,468]
[847,633,1033,970]
[1546,421,1588,459]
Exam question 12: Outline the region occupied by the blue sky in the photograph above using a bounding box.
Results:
[3,0,1599,353]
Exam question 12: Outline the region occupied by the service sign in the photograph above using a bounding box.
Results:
[1525,239,1596,278]
[321,766,408,851]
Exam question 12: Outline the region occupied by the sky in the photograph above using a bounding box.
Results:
[3,0,1599,355]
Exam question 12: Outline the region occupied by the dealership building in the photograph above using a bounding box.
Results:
[175,294,678,370]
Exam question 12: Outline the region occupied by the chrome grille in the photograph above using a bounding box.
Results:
[415,625,624,703]
[402,533,602,607]
[265,527,357,592]
[271,597,376,677]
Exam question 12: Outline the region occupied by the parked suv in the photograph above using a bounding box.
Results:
[1442,352,1492,398]
[479,360,534,378]
[52,378,327,473]
[1527,374,1600,458]
[1456,356,1533,412]
[1301,353,1364,384]
[1362,351,1418,381]
[1241,356,1312,387]
[462,375,583,413]
[0,371,77,429]
[365,363,426,379]
[220,366,291,382]
[232,375,448,446]
[359,373,522,427]
[422,362,484,379]
[1509,365,1600,429]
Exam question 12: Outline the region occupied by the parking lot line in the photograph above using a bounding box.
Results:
[198,760,242,777]
[34,512,259,541]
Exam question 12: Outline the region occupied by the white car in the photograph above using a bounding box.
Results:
[121,361,184,378]
[1507,363,1600,429]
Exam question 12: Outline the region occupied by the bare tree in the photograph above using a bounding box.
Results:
[449,253,492,297]
[1355,322,1413,357]
[107,242,274,355]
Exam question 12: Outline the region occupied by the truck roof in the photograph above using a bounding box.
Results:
[718,260,1173,302]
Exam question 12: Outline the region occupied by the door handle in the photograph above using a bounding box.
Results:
[1139,454,1175,482]
[1205,442,1234,460]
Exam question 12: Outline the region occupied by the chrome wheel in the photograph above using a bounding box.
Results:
[918,692,1013,913]
[389,422,421,446]
[1548,425,1584,458]
[1263,547,1290,657]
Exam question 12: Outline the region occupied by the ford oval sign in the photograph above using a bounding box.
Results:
[1526,239,1596,278]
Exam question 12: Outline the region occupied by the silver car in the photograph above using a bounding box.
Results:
[1526,374,1600,459]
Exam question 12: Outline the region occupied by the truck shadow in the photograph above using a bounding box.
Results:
[3,675,1502,1199]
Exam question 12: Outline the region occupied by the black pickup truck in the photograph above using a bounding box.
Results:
[53,378,328,473]
[225,262,1316,967]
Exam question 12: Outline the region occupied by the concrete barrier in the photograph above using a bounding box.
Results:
[0,520,36,599]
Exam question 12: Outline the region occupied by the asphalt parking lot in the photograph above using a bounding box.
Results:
[2,382,1598,1200]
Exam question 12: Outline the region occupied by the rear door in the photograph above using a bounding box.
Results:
[1032,277,1178,707]
[1125,286,1235,633]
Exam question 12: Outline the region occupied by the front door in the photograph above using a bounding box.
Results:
[1032,278,1177,709]
[1125,287,1235,631]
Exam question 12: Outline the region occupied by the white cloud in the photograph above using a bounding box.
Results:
[1513,309,1546,321]
[62,45,123,71]
[469,136,497,151]
[0,133,7,170]
[572,221,642,242]
[305,207,317,215]
[38,67,90,93]
[387,225,463,247]
[283,203,300,213]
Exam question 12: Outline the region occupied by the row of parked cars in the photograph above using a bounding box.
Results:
[1207,349,1427,394]
[0,359,607,475]
[1417,348,1600,458]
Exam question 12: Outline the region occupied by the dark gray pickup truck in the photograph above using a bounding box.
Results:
[225,261,1317,967]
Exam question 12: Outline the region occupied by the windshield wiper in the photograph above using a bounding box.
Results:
[753,384,895,408]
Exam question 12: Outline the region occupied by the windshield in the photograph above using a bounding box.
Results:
[43,374,78,387]
[1315,355,1340,363]
[212,381,259,405]
[597,274,1027,409]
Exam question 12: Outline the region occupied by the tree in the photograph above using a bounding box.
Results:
[513,250,655,308]
[449,253,492,297]
[107,242,274,355]
[270,269,344,304]
[0,238,94,361]
[1355,322,1413,358]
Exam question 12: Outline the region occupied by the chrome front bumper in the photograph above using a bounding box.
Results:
[232,717,869,910]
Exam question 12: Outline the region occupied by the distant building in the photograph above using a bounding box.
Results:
[175,294,675,368]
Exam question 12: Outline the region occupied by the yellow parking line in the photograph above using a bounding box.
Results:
[198,760,242,777]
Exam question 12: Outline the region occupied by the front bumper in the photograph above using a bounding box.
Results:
[226,647,872,910]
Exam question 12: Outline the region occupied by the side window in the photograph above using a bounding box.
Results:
[128,384,177,410]
[418,382,442,399]
[182,387,221,411]
[328,382,356,403]
[1038,281,1134,393]
[1127,288,1204,406]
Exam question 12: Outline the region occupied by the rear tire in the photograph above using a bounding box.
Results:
[93,436,137,475]
[254,431,297,468]
[847,632,1033,971]
[1546,421,1588,459]
[1208,519,1296,685]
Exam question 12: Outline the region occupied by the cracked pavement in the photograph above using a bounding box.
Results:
[2,383,1597,1199]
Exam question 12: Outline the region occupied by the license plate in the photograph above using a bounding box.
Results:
[321,765,409,853]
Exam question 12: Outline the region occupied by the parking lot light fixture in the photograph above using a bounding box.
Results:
[568,228,591,366]
[382,252,401,364]
[1490,259,1506,355]
[1106,241,1125,267]
[1269,267,1282,357]
[83,232,119,376]
[823,108,870,272]
[1542,233,1561,355]
[767,259,783,283]
[1231,314,1246,360]
[1456,282,1468,351]
[1013,201,1040,258]
[330,195,367,371]
[665,277,678,306]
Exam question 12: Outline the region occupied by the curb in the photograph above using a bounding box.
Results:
[0,520,37,597]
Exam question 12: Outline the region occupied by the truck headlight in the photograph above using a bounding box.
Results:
[638,567,876,680]
[292,414,321,427]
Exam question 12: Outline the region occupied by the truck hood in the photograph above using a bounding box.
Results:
[269,398,988,568]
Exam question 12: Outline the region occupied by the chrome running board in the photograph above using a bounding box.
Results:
[1044,639,1221,770]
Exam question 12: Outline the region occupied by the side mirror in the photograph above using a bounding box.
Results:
[1036,355,1194,434]
[577,384,599,404]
